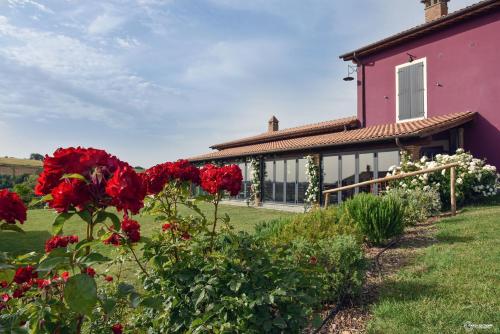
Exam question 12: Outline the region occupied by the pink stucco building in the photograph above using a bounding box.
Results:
[341,0,500,168]
[190,0,500,206]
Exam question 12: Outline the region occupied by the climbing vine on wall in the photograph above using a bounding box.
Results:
[304,155,320,205]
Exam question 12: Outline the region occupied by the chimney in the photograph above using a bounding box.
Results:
[421,0,450,23]
[268,116,279,132]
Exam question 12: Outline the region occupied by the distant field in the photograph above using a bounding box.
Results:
[0,157,43,167]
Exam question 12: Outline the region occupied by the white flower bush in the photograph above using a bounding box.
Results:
[304,155,320,205]
[387,149,499,207]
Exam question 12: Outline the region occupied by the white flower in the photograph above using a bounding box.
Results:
[456,178,463,185]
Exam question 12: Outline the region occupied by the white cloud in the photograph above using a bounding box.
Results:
[0,16,181,127]
[87,13,125,35]
[116,36,140,49]
[6,0,53,14]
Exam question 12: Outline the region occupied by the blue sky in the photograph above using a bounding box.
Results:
[0,0,477,167]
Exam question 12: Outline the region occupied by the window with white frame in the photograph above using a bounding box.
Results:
[396,58,427,122]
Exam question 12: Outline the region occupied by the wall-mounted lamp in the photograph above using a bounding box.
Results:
[343,64,358,81]
[407,53,417,63]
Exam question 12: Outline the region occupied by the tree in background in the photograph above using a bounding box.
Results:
[29,153,44,161]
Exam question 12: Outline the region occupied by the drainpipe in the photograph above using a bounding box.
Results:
[353,52,366,128]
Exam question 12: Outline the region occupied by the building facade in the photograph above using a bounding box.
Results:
[189,0,500,207]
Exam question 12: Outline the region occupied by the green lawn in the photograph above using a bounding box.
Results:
[0,202,292,256]
[367,202,500,334]
[0,203,293,282]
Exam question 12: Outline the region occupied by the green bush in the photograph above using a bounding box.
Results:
[255,206,361,244]
[384,187,441,226]
[340,193,405,246]
[135,232,326,333]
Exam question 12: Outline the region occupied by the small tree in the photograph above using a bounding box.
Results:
[29,153,44,161]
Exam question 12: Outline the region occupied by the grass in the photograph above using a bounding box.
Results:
[367,201,500,334]
[0,202,293,284]
[0,202,293,256]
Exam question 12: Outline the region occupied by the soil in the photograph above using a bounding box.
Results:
[311,217,439,334]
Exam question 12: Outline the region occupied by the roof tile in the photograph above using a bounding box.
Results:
[188,112,475,161]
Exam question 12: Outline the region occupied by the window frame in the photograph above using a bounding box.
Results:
[395,57,428,123]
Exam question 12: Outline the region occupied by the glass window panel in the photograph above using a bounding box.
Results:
[378,151,400,192]
[358,153,374,194]
[275,160,284,202]
[378,151,400,177]
[263,160,274,201]
[322,156,339,205]
[297,158,308,203]
[286,159,297,204]
[341,154,356,201]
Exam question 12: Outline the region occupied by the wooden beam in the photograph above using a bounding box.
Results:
[323,163,460,211]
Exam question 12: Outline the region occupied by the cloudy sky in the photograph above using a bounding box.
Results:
[0,0,478,167]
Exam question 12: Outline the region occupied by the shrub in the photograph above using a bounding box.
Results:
[387,149,498,207]
[136,232,324,333]
[384,187,441,226]
[287,235,365,303]
[340,193,405,246]
[255,207,361,244]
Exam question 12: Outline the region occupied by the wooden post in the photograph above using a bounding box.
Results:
[324,193,330,209]
[450,166,456,216]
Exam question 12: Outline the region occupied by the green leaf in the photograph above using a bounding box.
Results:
[100,297,117,315]
[79,253,111,266]
[77,210,92,224]
[75,240,101,251]
[229,280,241,292]
[37,257,69,274]
[195,289,206,309]
[0,223,25,233]
[105,212,121,230]
[117,283,135,297]
[61,173,87,182]
[139,296,163,310]
[52,212,74,235]
[0,268,15,283]
[64,274,97,316]
[129,292,141,308]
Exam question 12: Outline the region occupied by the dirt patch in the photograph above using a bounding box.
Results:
[312,218,439,334]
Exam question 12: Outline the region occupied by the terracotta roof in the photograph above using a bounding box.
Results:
[340,0,500,61]
[211,116,359,150]
[188,112,475,162]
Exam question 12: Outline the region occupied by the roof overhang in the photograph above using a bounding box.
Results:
[188,112,475,162]
[340,0,500,62]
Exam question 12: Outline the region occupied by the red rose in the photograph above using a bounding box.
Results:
[309,256,318,265]
[181,232,191,240]
[0,189,27,224]
[49,179,91,213]
[1,293,10,302]
[45,235,79,253]
[143,163,171,195]
[12,288,24,299]
[60,271,70,282]
[103,233,122,246]
[168,160,200,184]
[104,275,113,282]
[111,323,123,334]
[121,217,141,243]
[106,165,146,215]
[162,223,172,231]
[200,164,242,196]
[0,280,8,288]
[13,266,37,284]
[35,279,51,289]
[86,267,96,277]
